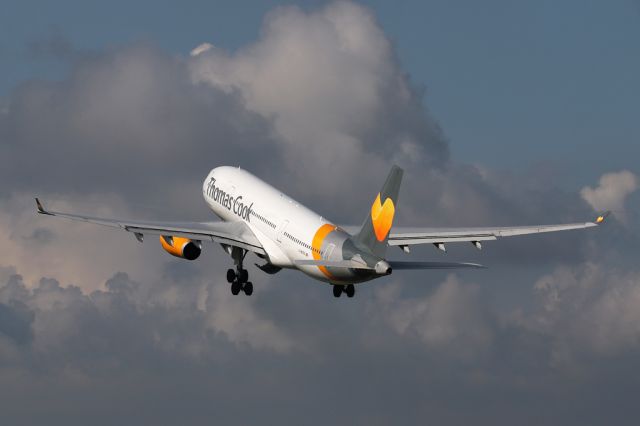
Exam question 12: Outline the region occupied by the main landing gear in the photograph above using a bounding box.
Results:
[226,246,253,296]
[226,268,253,295]
[332,284,355,298]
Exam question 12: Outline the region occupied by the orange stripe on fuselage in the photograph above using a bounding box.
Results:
[312,223,336,279]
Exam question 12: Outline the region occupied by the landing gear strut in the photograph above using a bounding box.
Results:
[332,284,355,298]
[226,246,253,296]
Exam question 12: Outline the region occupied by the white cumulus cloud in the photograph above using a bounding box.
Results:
[188,1,448,197]
[580,170,638,222]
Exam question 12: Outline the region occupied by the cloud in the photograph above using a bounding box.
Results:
[203,283,294,353]
[0,43,279,209]
[0,268,295,362]
[3,258,640,425]
[189,1,449,200]
[580,170,638,222]
[372,275,493,359]
[0,299,33,346]
[530,262,640,361]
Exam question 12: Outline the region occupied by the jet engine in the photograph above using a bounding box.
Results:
[159,235,201,260]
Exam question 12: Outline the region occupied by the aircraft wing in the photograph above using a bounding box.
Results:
[386,212,610,249]
[35,198,265,255]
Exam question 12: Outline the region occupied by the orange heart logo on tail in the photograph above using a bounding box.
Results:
[371,193,395,241]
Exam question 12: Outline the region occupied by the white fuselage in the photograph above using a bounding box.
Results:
[202,166,364,283]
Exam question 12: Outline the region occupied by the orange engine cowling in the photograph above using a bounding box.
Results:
[159,236,201,260]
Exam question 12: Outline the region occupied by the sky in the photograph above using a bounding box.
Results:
[0,1,639,424]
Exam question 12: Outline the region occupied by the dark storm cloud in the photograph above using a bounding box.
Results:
[0,1,639,425]
[0,299,33,345]
[2,264,640,425]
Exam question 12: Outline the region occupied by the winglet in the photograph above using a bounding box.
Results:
[35,198,51,215]
[594,211,611,225]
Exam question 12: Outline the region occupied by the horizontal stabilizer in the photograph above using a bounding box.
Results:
[294,259,484,271]
[388,261,485,270]
[294,259,374,270]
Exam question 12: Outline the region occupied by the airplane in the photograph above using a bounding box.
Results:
[35,165,609,298]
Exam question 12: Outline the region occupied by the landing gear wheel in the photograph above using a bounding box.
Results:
[332,285,343,298]
[231,281,242,295]
[345,284,355,298]
[243,282,253,296]
[238,269,249,283]
[226,269,236,283]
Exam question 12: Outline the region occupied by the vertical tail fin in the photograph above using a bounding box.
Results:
[354,165,403,258]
